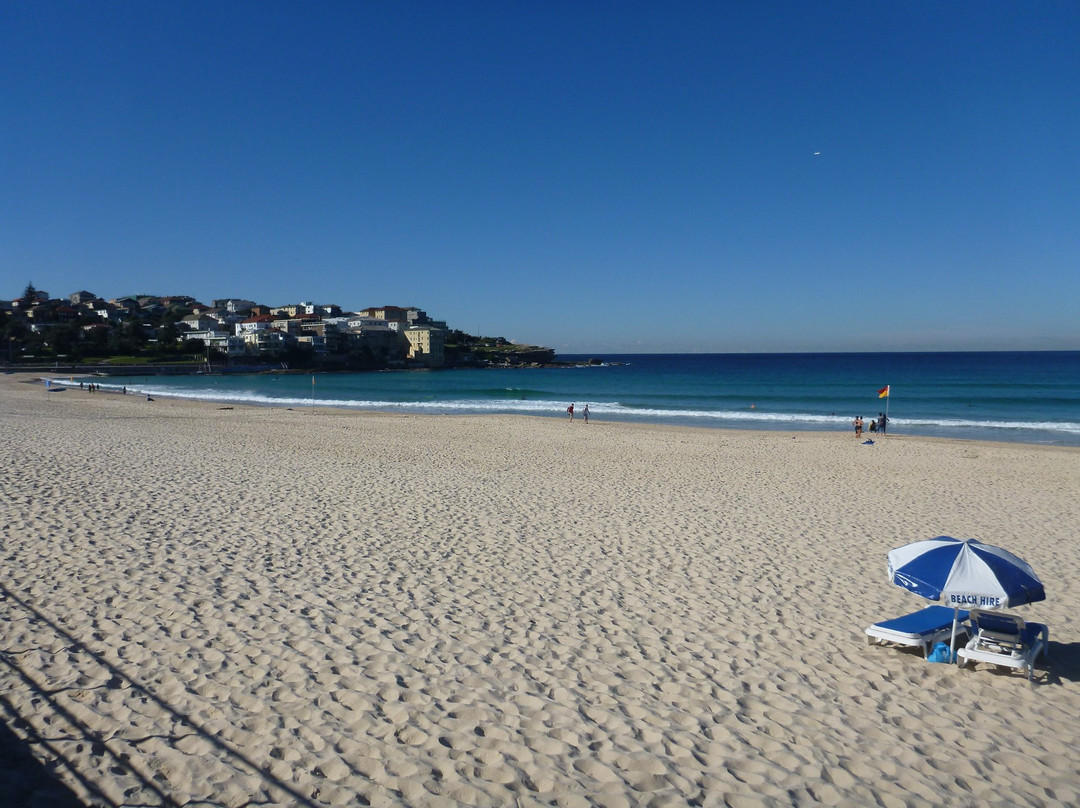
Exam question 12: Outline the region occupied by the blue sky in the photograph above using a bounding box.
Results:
[3,2,1078,354]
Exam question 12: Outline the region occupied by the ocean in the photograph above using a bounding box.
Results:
[71,351,1080,446]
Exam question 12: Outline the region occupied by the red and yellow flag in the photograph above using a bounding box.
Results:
[877,385,890,399]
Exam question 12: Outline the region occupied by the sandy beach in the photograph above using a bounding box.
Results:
[2,374,1079,808]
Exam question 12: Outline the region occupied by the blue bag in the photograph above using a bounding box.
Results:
[927,641,954,663]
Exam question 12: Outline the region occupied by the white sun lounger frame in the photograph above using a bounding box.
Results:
[956,609,1049,681]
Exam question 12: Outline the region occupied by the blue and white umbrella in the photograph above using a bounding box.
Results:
[887,536,1046,655]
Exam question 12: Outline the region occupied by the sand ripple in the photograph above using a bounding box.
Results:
[2,381,1079,806]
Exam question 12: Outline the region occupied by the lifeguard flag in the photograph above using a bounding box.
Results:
[877,385,890,398]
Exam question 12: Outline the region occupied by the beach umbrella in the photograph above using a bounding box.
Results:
[887,536,1046,656]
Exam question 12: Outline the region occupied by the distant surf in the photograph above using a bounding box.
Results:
[59,351,1080,446]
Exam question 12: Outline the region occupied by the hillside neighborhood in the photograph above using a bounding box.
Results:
[1,284,555,371]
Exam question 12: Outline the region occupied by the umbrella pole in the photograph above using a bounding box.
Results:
[949,606,960,662]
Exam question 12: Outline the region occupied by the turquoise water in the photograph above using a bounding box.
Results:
[70,352,1080,446]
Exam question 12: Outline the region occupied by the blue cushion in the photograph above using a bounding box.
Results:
[1021,622,1048,647]
[972,612,1023,635]
[972,612,1046,648]
[875,605,968,636]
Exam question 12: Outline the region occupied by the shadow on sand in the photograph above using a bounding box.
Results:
[0,695,87,807]
[0,585,327,807]
[1039,640,1080,685]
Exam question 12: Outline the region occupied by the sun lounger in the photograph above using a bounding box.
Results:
[956,609,1048,680]
[865,605,969,658]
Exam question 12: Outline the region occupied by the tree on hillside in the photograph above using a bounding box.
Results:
[3,316,29,362]
[52,323,82,358]
[21,282,39,306]
[108,321,148,354]
[158,315,181,345]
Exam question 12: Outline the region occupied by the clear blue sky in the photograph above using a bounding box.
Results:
[3,2,1078,353]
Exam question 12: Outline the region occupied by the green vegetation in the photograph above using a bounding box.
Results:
[2,293,222,366]
[444,331,555,366]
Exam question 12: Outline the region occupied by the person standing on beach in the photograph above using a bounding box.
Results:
[878,413,887,435]
[567,403,574,421]
[853,415,863,438]
[582,404,589,423]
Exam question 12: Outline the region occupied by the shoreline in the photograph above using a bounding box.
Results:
[3,373,1079,806]
[17,372,1080,452]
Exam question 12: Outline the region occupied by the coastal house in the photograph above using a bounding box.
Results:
[270,304,304,318]
[212,298,256,314]
[334,316,383,330]
[272,318,303,335]
[219,334,249,357]
[337,317,397,339]
[352,312,402,332]
[88,301,125,322]
[158,296,199,311]
[110,297,139,315]
[271,314,320,335]
[53,305,79,323]
[300,321,330,336]
[272,301,341,317]
[301,321,343,353]
[240,327,287,356]
[404,325,446,367]
[186,330,247,357]
[217,311,246,329]
[69,291,98,306]
[357,305,409,325]
[297,334,327,354]
[12,297,45,312]
[236,315,275,335]
[355,305,448,332]
[340,326,402,363]
[405,307,447,329]
[180,313,221,332]
[202,309,238,328]
[13,288,50,307]
[23,302,55,321]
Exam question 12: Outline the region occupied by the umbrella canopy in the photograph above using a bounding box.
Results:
[888,536,1045,610]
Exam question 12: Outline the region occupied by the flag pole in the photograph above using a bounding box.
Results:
[881,384,889,436]
[876,384,890,435]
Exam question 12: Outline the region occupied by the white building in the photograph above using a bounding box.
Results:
[184,330,248,357]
